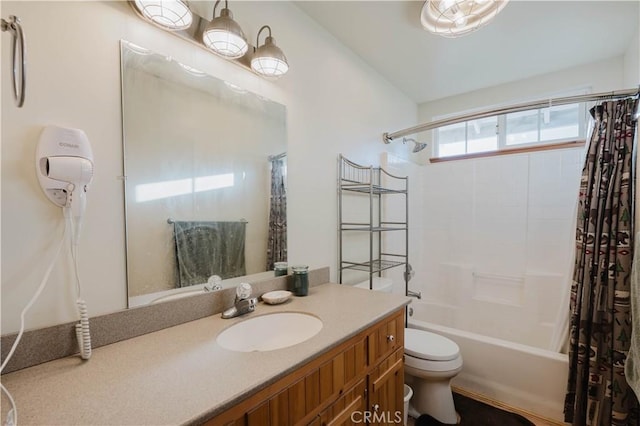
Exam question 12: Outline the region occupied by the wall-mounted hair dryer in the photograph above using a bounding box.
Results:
[35,125,94,361]
[36,126,94,233]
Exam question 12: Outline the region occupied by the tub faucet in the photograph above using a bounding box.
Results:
[407,289,422,300]
[222,283,258,319]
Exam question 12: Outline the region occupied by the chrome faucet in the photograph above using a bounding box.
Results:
[222,283,258,319]
[407,289,422,299]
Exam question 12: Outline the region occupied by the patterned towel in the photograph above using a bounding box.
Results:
[173,221,246,287]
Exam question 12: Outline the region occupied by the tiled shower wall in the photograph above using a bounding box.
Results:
[413,147,584,349]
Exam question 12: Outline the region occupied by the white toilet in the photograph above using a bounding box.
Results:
[404,328,463,424]
[353,279,463,424]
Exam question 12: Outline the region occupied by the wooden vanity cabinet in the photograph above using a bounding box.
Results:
[207,308,405,426]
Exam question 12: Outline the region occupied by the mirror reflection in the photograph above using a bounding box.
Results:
[120,41,287,307]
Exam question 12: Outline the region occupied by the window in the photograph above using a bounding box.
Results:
[433,89,588,158]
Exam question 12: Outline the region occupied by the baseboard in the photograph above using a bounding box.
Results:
[452,386,568,426]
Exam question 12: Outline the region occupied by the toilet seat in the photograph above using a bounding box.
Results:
[405,352,463,373]
[405,328,460,361]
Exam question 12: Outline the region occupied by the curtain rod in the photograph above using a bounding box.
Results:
[383,87,640,144]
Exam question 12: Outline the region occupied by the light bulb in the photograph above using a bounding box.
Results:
[454,11,468,27]
[438,0,456,13]
[133,0,192,30]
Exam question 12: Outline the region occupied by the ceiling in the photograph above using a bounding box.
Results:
[295,1,640,104]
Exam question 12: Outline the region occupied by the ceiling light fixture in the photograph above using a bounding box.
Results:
[251,25,289,78]
[202,0,248,59]
[132,0,193,31]
[421,0,509,38]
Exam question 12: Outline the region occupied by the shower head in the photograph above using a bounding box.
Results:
[402,137,428,153]
[412,141,428,153]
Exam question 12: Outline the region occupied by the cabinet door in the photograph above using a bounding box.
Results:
[368,310,404,367]
[367,348,404,426]
[317,379,367,426]
[247,400,269,425]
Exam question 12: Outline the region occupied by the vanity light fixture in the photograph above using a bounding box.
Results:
[129,0,290,78]
[202,0,248,59]
[251,25,289,77]
[132,0,193,31]
[420,0,510,38]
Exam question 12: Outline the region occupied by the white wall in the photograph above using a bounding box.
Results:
[624,27,640,87]
[417,148,583,350]
[0,1,417,333]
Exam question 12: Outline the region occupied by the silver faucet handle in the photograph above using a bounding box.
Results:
[404,264,415,282]
[236,283,252,300]
[205,275,222,292]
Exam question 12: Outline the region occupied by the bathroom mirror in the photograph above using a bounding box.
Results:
[120,41,287,307]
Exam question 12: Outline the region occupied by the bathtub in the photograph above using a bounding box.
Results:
[408,301,569,422]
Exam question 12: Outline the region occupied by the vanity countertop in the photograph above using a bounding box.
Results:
[0,283,410,425]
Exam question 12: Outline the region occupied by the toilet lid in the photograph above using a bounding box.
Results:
[404,328,460,361]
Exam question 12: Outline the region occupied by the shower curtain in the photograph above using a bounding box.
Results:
[564,97,639,425]
[266,156,287,270]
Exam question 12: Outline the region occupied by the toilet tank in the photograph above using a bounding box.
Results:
[354,277,393,293]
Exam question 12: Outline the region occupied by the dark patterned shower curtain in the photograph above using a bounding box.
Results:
[564,97,639,425]
[266,156,287,270]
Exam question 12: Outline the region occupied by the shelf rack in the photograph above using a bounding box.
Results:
[338,154,408,293]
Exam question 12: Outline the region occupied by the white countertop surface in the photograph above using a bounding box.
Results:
[1,283,410,425]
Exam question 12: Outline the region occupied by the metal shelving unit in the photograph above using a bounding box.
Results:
[338,154,408,293]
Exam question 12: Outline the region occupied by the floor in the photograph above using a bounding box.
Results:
[407,413,558,426]
[406,392,564,426]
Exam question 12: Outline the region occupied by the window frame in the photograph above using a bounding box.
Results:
[432,88,590,159]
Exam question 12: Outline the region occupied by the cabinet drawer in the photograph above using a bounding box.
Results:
[367,310,404,366]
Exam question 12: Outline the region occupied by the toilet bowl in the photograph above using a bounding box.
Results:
[404,328,463,424]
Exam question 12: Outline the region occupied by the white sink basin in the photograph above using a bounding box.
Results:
[216,312,323,352]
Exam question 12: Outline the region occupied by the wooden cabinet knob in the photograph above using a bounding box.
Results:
[387,335,395,342]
